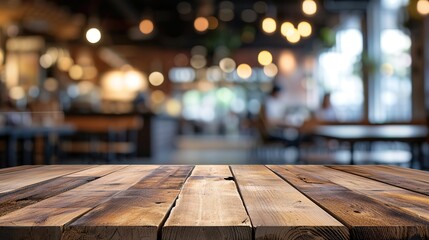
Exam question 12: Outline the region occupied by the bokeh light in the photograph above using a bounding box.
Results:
[263,63,278,78]
[139,19,154,34]
[39,54,53,69]
[207,16,219,29]
[44,78,58,92]
[297,21,312,37]
[124,70,147,91]
[302,0,317,15]
[86,28,101,44]
[219,58,236,73]
[236,63,252,79]
[241,9,257,23]
[253,1,268,14]
[194,17,209,32]
[190,55,207,69]
[279,51,297,74]
[69,65,84,80]
[286,28,301,43]
[417,0,429,15]
[149,71,165,86]
[9,86,25,100]
[280,22,295,37]
[258,50,273,66]
[57,57,74,71]
[151,90,166,104]
[262,18,277,34]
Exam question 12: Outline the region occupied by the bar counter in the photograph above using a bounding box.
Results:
[0,165,428,240]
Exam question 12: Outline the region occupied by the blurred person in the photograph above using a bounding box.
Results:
[264,84,286,127]
[259,84,297,142]
[315,93,337,122]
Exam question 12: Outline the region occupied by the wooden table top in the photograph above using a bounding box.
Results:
[0,165,428,240]
[313,124,428,141]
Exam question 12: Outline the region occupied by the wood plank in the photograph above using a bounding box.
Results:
[0,165,94,195]
[0,165,41,175]
[231,165,348,240]
[0,165,127,216]
[330,165,429,196]
[65,165,127,177]
[62,165,193,240]
[287,165,429,221]
[0,165,159,240]
[162,165,252,240]
[269,165,429,240]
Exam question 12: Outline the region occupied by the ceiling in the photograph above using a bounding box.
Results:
[2,0,370,50]
[48,0,360,49]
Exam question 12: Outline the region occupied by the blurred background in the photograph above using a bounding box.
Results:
[0,0,428,168]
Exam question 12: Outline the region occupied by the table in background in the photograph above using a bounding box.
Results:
[0,125,75,167]
[0,165,428,240]
[312,125,428,167]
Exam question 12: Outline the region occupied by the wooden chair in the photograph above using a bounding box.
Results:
[253,105,300,163]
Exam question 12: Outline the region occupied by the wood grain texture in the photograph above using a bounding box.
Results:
[0,165,41,175]
[288,165,429,222]
[62,165,193,240]
[162,165,252,240]
[0,165,126,216]
[0,165,94,195]
[0,165,159,240]
[330,165,429,196]
[269,165,429,240]
[231,165,348,240]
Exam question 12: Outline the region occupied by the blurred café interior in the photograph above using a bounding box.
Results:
[0,0,429,169]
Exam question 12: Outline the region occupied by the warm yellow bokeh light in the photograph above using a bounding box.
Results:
[236,64,252,79]
[69,65,84,80]
[286,28,301,43]
[86,28,101,44]
[166,99,182,116]
[139,19,154,34]
[280,22,295,37]
[262,17,277,34]
[297,21,312,37]
[194,17,209,32]
[417,0,429,15]
[9,86,25,100]
[263,63,278,78]
[149,71,165,86]
[258,50,273,66]
[124,70,147,91]
[57,57,74,71]
[302,0,317,15]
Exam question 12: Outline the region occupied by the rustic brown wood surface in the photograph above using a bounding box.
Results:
[231,165,348,240]
[162,165,252,240]
[330,165,429,196]
[0,165,427,240]
[268,165,429,240]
